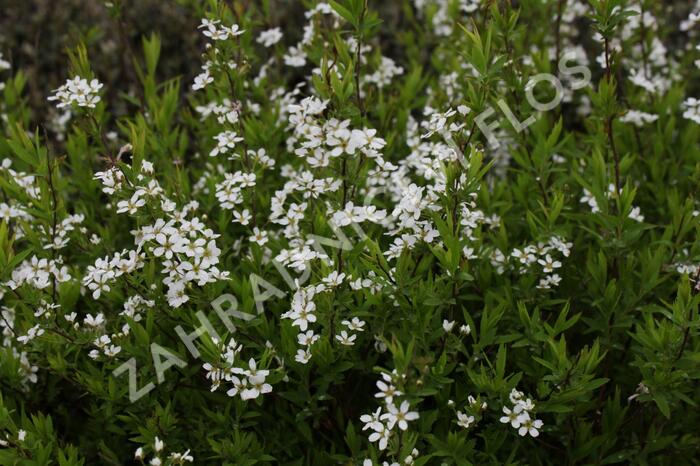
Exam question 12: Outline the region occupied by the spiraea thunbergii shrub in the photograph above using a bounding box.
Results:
[1,0,700,464]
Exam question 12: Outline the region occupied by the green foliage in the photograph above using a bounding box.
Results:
[0,0,699,465]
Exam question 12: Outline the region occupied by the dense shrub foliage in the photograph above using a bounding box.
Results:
[1,0,700,464]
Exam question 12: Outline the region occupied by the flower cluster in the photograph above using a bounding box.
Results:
[47,76,103,108]
[580,184,645,223]
[136,215,228,308]
[201,338,275,402]
[93,160,230,307]
[682,97,700,124]
[82,249,145,299]
[209,130,244,157]
[7,256,71,290]
[257,27,283,48]
[198,18,245,41]
[620,109,659,127]
[223,357,273,401]
[499,388,544,437]
[134,436,193,466]
[2,0,700,464]
[88,333,122,359]
[508,236,572,290]
[361,371,420,451]
[452,395,488,430]
[281,273,350,363]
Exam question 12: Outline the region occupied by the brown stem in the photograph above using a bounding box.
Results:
[353,0,368,121]
[639,0,649,77]
[554,0,565,70]
[604,37,612,80]
[607,116,621,198]
[42,128,59,305]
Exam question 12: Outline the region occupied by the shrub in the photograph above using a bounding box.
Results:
[0,0,699,464]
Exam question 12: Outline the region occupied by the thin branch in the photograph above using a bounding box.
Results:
[353,0,368,121]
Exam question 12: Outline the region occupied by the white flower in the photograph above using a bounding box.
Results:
[620,110,658,127]
[233,209,252,225]
[682,98,700,125]
[509,388,524,404]
[537,254,561,273]
[241,375,273,400]
[360,407,383,431]
[341,317,365,332]
[381,401,419,431]
[442,319,455,332]
[518,417,544,437]
[0,53,10,71]
[233,358,269,379]
[169,450,194,463]
[456,411,475,429]
[192,71,214,91]
[375,378,401,404]
[628,206,644,222]
[104,345,122,357]
[286,294,317,331]
[48,76,103,108]
[517,398,535,412]
[257,27,283,47]
[367,423,391,450]
[116,193,146,215]
[223,24,245,37]
[499,405,528,428]
[17,324,44,344]
[297,330,319,346]
[294,348,312,364]
[538,273,562,290]
[226,376,246,397]
[284,45,307,67]
[249,227,269,246]
[335,330,357,346]
[322,270,346,287]
[210,131,244,156]
[457,104,471,115]
[199,19,244,40]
